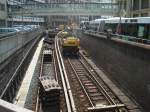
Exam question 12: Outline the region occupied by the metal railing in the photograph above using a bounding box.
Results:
[84,30,150,45]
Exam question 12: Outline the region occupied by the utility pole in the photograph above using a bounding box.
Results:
[21,0,24,25]
[116,0,124,34]
[5,0,8,27]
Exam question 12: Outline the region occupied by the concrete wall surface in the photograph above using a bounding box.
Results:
[0,28,43,64]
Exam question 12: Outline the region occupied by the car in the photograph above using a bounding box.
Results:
[0,28,20,34]
[13,25,32,31]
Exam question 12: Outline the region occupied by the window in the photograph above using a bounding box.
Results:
[133,14,139,17]
[133,0,139,10]
[141,13,148,17]
[0,20,5,27]
[0,3,5,11]
[138,25,145,37]
[141,0,149,9]
[130,19,137,23]
[123,24,138,37]
[138,25,149,39]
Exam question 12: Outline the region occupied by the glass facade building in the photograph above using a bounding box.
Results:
[7,0,46,26]
[117,0,150,17]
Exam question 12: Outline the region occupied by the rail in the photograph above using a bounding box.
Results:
[68,58,94,107]
[80,59,116,104]
[53,48,58,81]
[66,55,126,111]
[55,37,77,112]
[35,43,44,112]
[79,59,126,110]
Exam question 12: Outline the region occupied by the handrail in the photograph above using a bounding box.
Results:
[84,30,150,45]
[0,32,17,39]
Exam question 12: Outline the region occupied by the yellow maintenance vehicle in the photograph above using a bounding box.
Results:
[62,36,80,56]
[58,31,70,38]
[57,30,80,56]
[58,25,64,31]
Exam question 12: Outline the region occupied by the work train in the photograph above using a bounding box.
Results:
[81,17,150,40]
[57,31,80,55]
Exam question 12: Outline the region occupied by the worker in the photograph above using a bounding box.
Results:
[104,29,112,39]
[45,28,49,39]
[43,28,49,40]
[43,28,50,44]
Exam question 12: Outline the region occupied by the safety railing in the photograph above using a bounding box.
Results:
[0,32,17,39]
[112,34,150,45]
[84,30,150,45]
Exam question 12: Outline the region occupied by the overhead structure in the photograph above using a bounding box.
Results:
[9,3,119,16]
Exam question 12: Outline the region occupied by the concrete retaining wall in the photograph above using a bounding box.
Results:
[0,28,43,64]
[77,30,150,112]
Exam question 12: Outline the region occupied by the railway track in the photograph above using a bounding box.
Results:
[35,40,61,112]
[34,37,141,112]
[55,36,77,112]
[54,36,128,111]
[64,56,127,112]
[54,36,126,111]
[36,37,75,112]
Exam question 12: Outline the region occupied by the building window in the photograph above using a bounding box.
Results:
[141,13,148,17]
[0,3,5,11]
[133,0,139,10]
[141,0,149,9]
[133,14,139,17]
[0,20,5,27]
